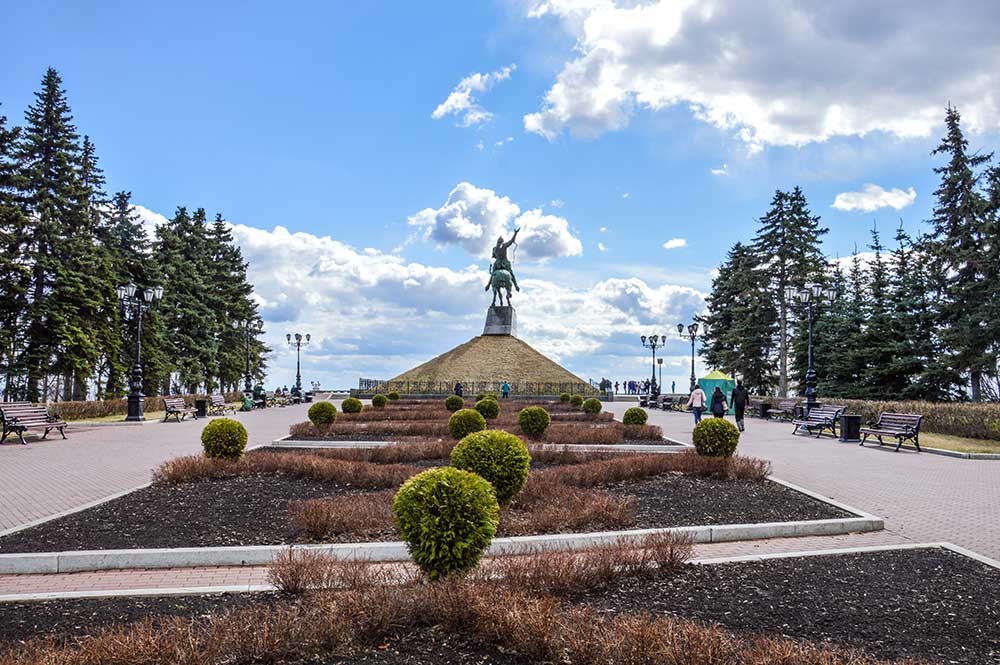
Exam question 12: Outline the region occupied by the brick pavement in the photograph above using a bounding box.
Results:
[606,403,1000,559]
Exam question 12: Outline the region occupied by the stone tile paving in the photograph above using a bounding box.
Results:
[0,401,319,533]
[607,402,1000,560]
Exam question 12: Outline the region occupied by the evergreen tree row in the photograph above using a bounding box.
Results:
[0,68,269,402]
[702,106,1000,402]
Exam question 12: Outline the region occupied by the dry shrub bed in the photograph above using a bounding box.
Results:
[0,541,912,665]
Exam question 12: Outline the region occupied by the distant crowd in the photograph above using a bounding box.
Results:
[599,378,677,395]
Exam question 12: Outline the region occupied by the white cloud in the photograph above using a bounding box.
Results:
[599,226,608,233]
[550,198,565,208]
[432,65,516,127]
[832,184,917,213]
[131,204,168,238]
[474,140,485,151]
[597,242,607,252]
[524,1,1000,148]
[662,238,687,250]
[621,192,630,199]
[494,136,514,147]
[408,182,583,261]
[710,164,729,176]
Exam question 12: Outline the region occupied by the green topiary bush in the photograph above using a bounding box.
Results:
[570,394,584,408]
[392,467,499,580]
[449,408,487,439]
[582,397,602,414]
[518,406,551,438]
[693,418,741,457]
[371,394,388,408]
[475,392,498,403]
[623,407,648,425]
[202,417,248,460]
[308,401,338,427]
[559,393,571,403]
[387,391,400,401]
[474,398,500,420]
[445,395,465,411]
[340,397,363,414]
[451,430,531,504]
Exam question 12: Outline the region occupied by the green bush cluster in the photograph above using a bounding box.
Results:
[518,406,551,438]
[392,467,499,580]
[622,407,648,425]
[693,418,740,457]
[307,401,338,427]
[475,398,500,420]
[475,392,498,403]
[371,394,388,408]
[450,430,531,504]
[449,408,487,439]
[569,394,584,408]
[445,395,465,411]
[582,397,602,414]
[559,393,571,403]
[201,417,248,460]
[340,397,363,414]
[387,391,400,401]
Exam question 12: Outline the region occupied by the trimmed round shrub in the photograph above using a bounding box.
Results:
[371,394,388,408]
[392,467,499,580]
[387,391,400,401]
[308,401,338,427]
[693,418,741,457]
[559,393,571,403]
[569,394,584,408]
[449,408,487,439]
[474,398,500,420]
[622,407,648,425]
[475,392,498,403]
[518,406,551,438]
[582,397,602,414]
[340,397,363,414]
[451,430,531,504]
[445,395,465,412]
[201,418,248,460]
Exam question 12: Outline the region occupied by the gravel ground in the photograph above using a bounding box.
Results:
[573,547,1000,664]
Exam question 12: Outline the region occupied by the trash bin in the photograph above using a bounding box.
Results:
[195,399,208,418]
[839,414,862,442]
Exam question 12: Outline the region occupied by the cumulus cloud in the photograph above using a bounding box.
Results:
[710,164,729,176]
[597,241,607,252]
[662,238,687,250]
[432,64,516,127]
[524,1,1000,148]
[832,184,917,212]
[550,198,565,208]
[131,204,169,238]
[408,182,583,261]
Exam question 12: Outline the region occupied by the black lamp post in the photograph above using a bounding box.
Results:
[786,284,836,412]
[116,283,163,422]
[657,357,663,390]
[676,321,708,393]
[286,332,310,394]
[640,334,666,395]
[240,319,264,392]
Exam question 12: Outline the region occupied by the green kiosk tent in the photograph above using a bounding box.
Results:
[698,370,736,414]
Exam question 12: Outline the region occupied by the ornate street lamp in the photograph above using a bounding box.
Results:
[640,334,666,396]
[239,318,264,392]
[117,283,163,422]
[796,284,837,412]
[286,332,310,395]
[657,357,663,391]
[676,321,708,393]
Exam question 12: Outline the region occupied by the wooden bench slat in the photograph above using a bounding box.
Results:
[1,403,68,445]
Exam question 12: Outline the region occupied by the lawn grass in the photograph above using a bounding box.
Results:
[918,431,1000,454]
[71,410,169,423]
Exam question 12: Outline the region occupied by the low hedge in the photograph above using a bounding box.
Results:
[836,399,1000,441]
[51,392,245,421]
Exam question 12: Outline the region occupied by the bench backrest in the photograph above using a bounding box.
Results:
[804,406,843,420]
[0,403,51,423]
[777,400,798,410]
[163,397,188,409]
[875,412,922,430]
[210,394,226,405]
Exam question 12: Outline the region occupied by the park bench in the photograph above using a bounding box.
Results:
[768,399,799,421]
[208,394,235,416]
[860,413,923,452]
[659,395,675,410]
[0,402,67,445]
[162,397,197,422]
[791,405,845,438]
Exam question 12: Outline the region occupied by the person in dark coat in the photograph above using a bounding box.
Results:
[731,380,750,431]
[454,382,463,397]
[710,386,728,418]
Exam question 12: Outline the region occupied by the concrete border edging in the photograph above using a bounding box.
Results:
[273,438,687,453]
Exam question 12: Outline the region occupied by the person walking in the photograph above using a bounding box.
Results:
[454,382,463,397]
[614,381,620,394]
[671,380,675,394]
[689,383,706,424]
[731,380,750,431]
[710,386,728,418]
[501,381,510,399]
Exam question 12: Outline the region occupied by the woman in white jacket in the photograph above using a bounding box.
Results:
[688,383,706,424]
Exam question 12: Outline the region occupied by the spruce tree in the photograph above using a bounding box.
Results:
[857,224,908,397]
[923,106,994,400]
[0,109,29,399]
[812,261,861,398]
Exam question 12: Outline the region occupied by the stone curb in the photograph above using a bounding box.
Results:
[274,438,688,453]
[0,584,274,603]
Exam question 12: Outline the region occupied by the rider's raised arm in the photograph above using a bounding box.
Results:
[503,227,520,249]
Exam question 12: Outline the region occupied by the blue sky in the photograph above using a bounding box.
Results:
[3,1,999,390]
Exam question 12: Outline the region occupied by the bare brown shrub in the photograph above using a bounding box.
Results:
[727,454,772,481]
[289,491,394,540]
[502,482,636,535]
[542,422,625,445]
[623,423,664,440]
[296,439,455,464]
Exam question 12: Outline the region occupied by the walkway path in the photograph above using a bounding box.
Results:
[606,403,1000,559]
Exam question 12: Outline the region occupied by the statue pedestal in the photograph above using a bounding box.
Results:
[484,306,517,337]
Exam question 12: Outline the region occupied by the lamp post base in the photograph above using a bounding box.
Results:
[125,394,145,422]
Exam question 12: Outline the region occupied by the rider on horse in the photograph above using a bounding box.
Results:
[485,227,520,292]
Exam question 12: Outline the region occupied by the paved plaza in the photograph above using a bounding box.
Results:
[0,398,995,596]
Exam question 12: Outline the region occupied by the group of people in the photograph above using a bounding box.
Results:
[687,380,750,431]
[612,379,673,395]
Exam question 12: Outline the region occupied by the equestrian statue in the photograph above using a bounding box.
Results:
[486,227,520,307]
